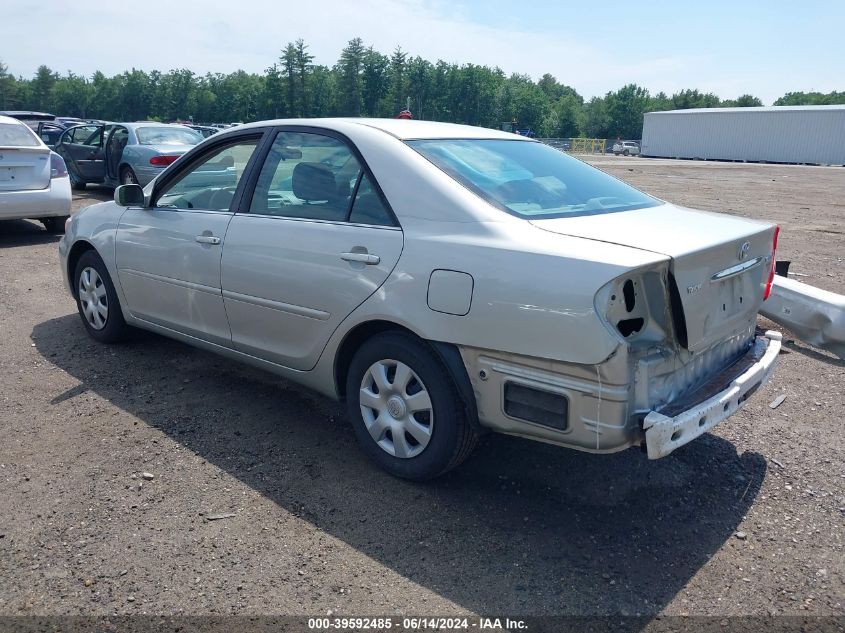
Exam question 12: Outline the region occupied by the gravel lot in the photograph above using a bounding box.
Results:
[0,159,842,621]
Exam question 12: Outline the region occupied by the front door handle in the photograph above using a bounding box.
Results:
[341,252,380,265]
[195,235,221,245]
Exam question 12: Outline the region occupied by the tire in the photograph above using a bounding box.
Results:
[345,332,479,480]
[623,149,630,156]
[73,250,131,343]
[120,166,139,185]
[68,168,86,190]
[613,152,620,156]
[41,216,69,234]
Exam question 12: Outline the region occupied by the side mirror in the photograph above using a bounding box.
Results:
[114,184,145,207]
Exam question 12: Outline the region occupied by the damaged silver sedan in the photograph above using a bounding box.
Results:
[59,119,781,480]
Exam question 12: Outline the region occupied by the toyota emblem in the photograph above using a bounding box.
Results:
[738,241,750,259]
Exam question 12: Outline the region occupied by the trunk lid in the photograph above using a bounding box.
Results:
[145,144,195,157]
[0,146,51,191]
[531,203,776,352]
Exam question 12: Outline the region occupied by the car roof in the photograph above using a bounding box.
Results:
[1,110,55,120]
[0,114,30,125]
[233,118,532,141]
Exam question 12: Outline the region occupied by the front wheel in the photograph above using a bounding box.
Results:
[346,332,478,480]
[73,250,131,343]
[623,149,630,156]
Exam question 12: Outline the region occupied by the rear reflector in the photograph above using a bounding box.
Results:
[150,155,179,167]
[504,382,569,430]
[763,226,780,301]
[50,152,68,179]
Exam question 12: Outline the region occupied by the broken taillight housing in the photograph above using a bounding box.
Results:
[763,225,780,301]
[595,263,674,347]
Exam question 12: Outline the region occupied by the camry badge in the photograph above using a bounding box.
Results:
[738,241,750,260]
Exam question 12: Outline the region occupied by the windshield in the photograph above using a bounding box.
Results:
[408,139,659,218]
[0,122,40,147]
[136,126,202,146]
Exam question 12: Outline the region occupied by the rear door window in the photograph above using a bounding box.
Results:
[249,130,394,226]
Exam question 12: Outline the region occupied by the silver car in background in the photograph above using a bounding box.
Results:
[0,114,72,233]
[613,140,641,156]
[59,119,781,480]
[54,122,203,188]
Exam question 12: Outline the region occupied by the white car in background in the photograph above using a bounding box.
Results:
[0,114,72,233]
[613,141,641,156]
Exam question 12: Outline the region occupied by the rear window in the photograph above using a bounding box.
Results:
[0,122,40,147]
[408,139,658,218]
[136,127,203,146]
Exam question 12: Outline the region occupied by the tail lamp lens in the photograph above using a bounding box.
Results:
[50,152,68,179]
[150,155,179,167]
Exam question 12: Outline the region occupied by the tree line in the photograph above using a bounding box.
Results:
[1,38,843,139]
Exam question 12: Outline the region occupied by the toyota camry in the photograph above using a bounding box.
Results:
[59,118,781,480]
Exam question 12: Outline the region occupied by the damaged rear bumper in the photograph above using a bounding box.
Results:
[642,330,782,459]
[759,275,845,360]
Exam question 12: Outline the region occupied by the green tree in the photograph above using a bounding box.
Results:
[604,83,651,138]
[337,37,365,116]
[387,47,408,115]
[51,72,91,117]
[31,65,58,112]
[294,39,313,116]
[361,47,389,117]
[0,60,18,109]
[722,94,763,107]
[281,43,298,117]
[773,91,845,105]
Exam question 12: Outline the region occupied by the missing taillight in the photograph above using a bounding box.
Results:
[622,279,636,312]
[617,317,644,337]
[763,226,780,301]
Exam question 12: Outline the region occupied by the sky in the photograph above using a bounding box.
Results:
[2,0,843,104]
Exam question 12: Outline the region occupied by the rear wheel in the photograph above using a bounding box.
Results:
[120,166,138,185]
[41,216,69,234]
[346,332,478,480]
[68,168,86,190]
[73,250,131,343]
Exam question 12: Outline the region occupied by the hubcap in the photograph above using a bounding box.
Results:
[359,359,434,459]
[78,267,108,330]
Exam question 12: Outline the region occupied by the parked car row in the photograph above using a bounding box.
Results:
[58,117,781,480]
[53,122,205,188]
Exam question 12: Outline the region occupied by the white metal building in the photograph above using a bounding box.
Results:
[640,105,845,165]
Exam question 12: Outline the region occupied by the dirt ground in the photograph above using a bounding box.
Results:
[0,158,842,622]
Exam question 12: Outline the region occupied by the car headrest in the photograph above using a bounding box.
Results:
[292,162,336,202]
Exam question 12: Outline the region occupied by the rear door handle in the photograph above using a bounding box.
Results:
[341,252,380,265]
[195,235,221,245]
